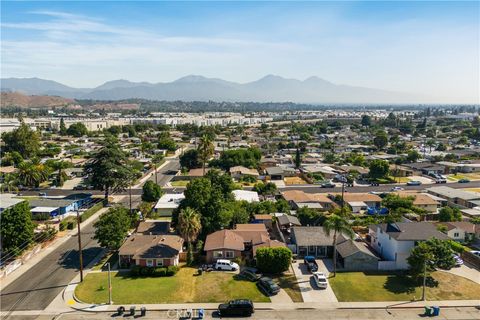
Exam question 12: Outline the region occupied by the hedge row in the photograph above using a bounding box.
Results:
[80,202,104,223]
[130,265,179,277]
[59,217,77,231]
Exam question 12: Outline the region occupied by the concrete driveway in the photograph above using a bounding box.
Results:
[292,260,338,303]
[442,263,480,284]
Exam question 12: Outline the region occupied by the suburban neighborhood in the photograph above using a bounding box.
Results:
[1,1,480,319]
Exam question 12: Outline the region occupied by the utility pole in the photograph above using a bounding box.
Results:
[154,163,158,185]
[107,262,112,305]
[421,259,427,301]
[76,209,83,282]
[340,175,346,215]
[129,185,132,213]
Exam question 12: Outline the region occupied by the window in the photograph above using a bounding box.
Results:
[156,259,164,266]
[146,259,154,267]
[213,251,223,258]
[225,251,234,258]
[454,232,460,238]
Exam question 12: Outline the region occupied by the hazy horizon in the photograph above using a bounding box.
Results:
[1,1,479,103]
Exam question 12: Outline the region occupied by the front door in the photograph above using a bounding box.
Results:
[316,246,327,257]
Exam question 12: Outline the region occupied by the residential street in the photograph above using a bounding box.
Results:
[5,307,480,320]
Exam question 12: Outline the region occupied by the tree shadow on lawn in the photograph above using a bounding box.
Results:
[380,272,439,295]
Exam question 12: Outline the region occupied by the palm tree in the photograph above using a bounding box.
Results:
[323,214,355,277]
[47,160,71,187]
[17,160,51,188]
[0,173,19,193]
[197,134,214,175]
[178,207,202,246]
[178,207,202,265]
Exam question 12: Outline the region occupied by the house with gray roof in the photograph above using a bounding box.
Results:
[426,186,480,208]
[368,222,448,270]
[291,226,379,271]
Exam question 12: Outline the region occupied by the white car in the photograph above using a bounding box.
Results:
[214,259,240,271]
[390,186,404,191]
[313,272,328,289]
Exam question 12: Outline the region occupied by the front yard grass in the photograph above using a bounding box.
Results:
[170,180,190,187]
[329,271,480,302]
[75,266,269,304]
[447,173,480,181]
[271,273,303,302]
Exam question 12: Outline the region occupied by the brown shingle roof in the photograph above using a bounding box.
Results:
[204,230,245,251]
[282,190,333,204]
[119,235,183,259]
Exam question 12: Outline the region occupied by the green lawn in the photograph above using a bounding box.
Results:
[75,267,270,304]
[271,273,303,302]
[447,173,480,181]
[170,180,190,187]
[329,271,480,302]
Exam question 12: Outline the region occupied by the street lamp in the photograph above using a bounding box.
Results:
[106,262,113,305]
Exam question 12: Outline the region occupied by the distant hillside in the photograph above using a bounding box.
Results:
[1,75,430,103]
[1,92,74,108]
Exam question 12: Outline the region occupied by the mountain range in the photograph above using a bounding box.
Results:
[0,75,429,103]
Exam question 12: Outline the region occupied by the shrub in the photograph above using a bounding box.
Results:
[256,247,292,274]
[67,220,77,230]
[80,202,104,223]
[166,265,179,276]
[155,267,167,277]
[130,265,141,277]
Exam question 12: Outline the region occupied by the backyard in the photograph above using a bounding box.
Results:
[329,271,480,302]
[75,267,270,304]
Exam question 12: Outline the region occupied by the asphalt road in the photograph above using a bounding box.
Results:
[146,159,180,186]
[0,215,101,313]
[19,180,480,197]
[0,195,134,315]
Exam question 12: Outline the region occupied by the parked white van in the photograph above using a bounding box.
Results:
[214,259,240,271]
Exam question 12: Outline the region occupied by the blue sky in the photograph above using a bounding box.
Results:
[1,1,478,102]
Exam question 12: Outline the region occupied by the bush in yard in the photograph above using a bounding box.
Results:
[130,265,141,277]
[166,265,179,276]
[155,267,167,277]
[256,247,292,274]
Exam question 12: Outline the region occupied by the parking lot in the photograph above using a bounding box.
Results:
[292,259,338,303]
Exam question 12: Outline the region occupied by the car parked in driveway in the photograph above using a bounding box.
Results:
[256,277,280,296]
[238,269,261,282]
[303,256,318,272]
[215,259,239,271]
[313,272,328,289]
[218,299,254,317]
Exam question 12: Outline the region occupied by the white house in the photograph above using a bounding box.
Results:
[368,222,448,270]
[232,190,260,203]
[154,193,185,216]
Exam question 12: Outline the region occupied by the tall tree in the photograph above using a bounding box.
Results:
[16,160,50,188]
[142,181,164,202]
[373,131,388,150]
[0,201,35,257]
[1,121,40,158]
[59,118,67,135]
[84,137,131,201]
[177,207,202,265]
[361,115,372,127]
[197,134,214,175]
[295,147,302,169]
[0,173,19,193]
[93,206,132,250]
[66,122,88,137]
[45,160,71,187]
[323,214,355,277]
